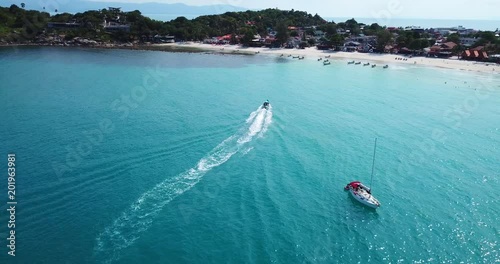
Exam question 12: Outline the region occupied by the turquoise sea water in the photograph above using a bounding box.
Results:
[0,47,499,263]
[328,17,500,31]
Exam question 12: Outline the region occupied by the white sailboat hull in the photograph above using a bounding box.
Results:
[348,187,380,209]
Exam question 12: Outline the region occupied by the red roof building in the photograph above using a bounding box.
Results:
[461,49,489,61]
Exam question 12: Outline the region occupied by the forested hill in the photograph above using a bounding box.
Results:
[0,5,326,43]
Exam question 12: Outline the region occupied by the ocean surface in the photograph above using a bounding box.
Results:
[328,17,500,31]
[0,47,499,263]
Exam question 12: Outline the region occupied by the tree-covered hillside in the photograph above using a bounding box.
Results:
[0,5,325,43]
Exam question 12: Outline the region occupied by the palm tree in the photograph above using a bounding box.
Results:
[20,3,25,9]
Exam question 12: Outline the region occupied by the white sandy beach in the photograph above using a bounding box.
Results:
[156,42,499,74]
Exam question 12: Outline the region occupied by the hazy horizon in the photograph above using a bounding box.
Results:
[3,0,500,21]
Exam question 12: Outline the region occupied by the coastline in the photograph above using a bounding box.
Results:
[2,42,498,74]
[158,42,499,74]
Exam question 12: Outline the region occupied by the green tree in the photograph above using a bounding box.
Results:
[9,4,21,14]
[20,3,25,9]
[275,21,289,45]
[329,33,344,48]
[369,23,381,31]
[307,38,316,46]
[446,33,460,44]
[409,39,422,50]
[420,38,431,49]
[241,27,256,46]
[323,23,337,36]
[480,31,496,42]
[376,30,392,51]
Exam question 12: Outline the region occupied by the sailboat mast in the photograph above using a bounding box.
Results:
[370,138,377,190]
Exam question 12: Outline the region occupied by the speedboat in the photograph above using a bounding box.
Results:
[344,181,380,209]
[262,100,270,109]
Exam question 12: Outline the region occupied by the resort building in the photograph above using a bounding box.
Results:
[429,41,457,57]
[460,37,479,47]
[348,34,377,44]
[102,20,130,32]
[461,49,489,61]
[404,26,425,33]
[47,21,81,29]
[153,35,175,43]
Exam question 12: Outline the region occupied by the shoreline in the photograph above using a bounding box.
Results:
[2,42,499,74]
[161,42,499,74]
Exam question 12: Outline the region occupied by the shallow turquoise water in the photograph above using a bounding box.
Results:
[0,47,499,263]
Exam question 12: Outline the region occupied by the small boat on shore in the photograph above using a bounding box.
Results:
[347,61,355,64]
[355,61,361,65]
[293,55,299,58]
[323,61,330,65]
[298,56,305,60]
[344,138,381,209]
[363,62,370,66]
[371,64,376,68]
[318,58,322,61]
[383,65,389,68]
[325,55,331,58]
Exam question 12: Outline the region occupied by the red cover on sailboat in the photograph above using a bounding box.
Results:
[349,181,360,188]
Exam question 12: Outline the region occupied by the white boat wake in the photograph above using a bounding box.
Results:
[94,106,272,263]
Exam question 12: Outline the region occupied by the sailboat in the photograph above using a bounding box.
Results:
[344,138,381,209]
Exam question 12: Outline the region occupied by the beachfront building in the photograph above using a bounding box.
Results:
[461,49,489,61]
[344,41,361,52]
[490,54,500,63]
[429,41,457,57]
[203,34,233,44]
[153,35,175,43]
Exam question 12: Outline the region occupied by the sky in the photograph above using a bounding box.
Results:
[86,0,500,20]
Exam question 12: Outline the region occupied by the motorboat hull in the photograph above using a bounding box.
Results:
[262,101,270,110]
